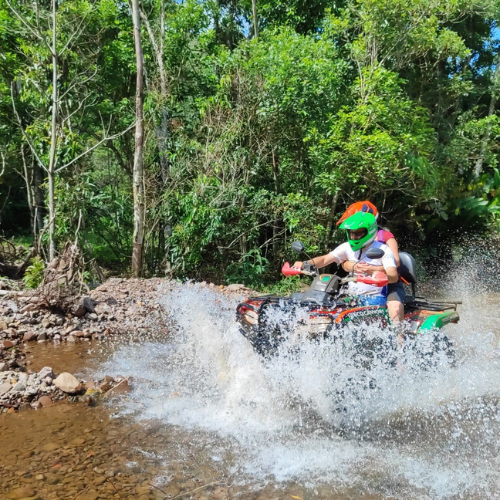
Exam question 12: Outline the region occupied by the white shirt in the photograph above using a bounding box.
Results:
[329,241,396,295]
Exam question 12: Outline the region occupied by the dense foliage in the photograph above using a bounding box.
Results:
[0,0,499,286]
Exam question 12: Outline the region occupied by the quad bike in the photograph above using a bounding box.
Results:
[236,242,460,365]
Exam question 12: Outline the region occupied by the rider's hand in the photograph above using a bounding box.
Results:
[355,262,371,274]
[356,262,384,274]
[292,261,304,270]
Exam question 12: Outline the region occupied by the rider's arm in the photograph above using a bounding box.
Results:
[385,237,400,267]
[293,252,339,270]
[385,266,399,284]
[342,261,384,273]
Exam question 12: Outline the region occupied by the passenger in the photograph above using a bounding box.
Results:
[292,212,399,307]
[336,201,405,326]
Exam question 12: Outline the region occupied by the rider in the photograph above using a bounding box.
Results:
[336,201,405,325]
[293,212,399,308]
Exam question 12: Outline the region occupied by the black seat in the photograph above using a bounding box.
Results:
[398,251,417,300]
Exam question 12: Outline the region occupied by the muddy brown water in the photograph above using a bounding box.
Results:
[1,342,376,500]
[2,288,500,500]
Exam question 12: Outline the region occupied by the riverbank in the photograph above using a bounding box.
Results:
[0,277,251,413]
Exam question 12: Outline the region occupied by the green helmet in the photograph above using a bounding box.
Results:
[340,212,378,251]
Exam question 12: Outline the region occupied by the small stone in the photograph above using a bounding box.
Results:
[75,494,99,500]
[103,378,131,399]
[37,332,48,341]
[0,362,7,372]
[71,304,86,317]
[35,473,45,480]
[38,367,55,379]
[6,486,36,499]
[98,375,115,392]
[23,332,37,342]
[38,395,53,407]
[43,442,59,451]
[1,340,14,348]
[0,382,11,395]
[53,372,82,394]
[226,283,245,291]
[66,335,77,342]
[12,381,26,392]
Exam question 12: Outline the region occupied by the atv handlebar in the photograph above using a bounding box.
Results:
[281,262,316,276]
[281,263,389,287]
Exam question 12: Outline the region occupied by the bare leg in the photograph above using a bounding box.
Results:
[387,300,404,323]
[388,299,405,348]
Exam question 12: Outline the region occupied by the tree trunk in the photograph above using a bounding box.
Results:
[252,0,258,38]
[325,191,339,245]
[141,4,169,184]
[48,0,58,261]
[131,0,145,277]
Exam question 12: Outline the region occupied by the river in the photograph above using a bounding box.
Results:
[1,274,499,500]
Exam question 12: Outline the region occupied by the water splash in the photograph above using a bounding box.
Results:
[97,278,500,499]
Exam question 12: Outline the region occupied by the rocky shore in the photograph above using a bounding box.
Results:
[0,277,250,413]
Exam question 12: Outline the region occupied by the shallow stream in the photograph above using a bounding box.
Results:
[1,277,499,500]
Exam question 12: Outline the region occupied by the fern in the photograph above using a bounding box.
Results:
[23,257,45,289]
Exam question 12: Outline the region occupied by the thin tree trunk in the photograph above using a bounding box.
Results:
[252,0,258,38]
[20,145,35,240]
[325,191,339,246]
[131,0,145,277]
[141,4,169,184]
[48,0,58,260]
[33,160,44,235]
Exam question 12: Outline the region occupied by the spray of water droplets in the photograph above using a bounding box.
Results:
[94,246,500,499]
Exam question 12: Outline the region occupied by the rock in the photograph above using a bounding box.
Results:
[12,381,26,392]
[72,330,85,338]
[0,320,8,330]
[37,332,48,341]
[102,378,132,400]
[53,372,82,394]
[20,303,38,313]
[66,335,77,342]
[87,313,98,321]
[41,318,52,328]
[71,303,86,317]
[1,340,14,349]
[0,382,11,395]
[23,332,37,342]
[83,297,97,313]
[0,362,7,372]
[38,367,55,379]
[38,395,53,407]
[6,487,36,499]
[43,442,59,451]
[98,375,115,392]
[226,283,246,291]
[75,493,99,500]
